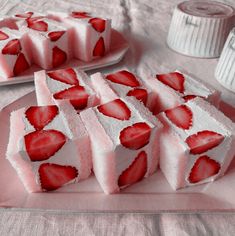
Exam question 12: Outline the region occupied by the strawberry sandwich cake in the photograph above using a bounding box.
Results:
[90,70,158,113]
[19,16,71,70]
[7,102,92,192]
[34,67,99,112]
[80,97,163,194]
[145,71,220,114]
[158,98,235,190]
[0,11,112,80]
[48,11,111,62]
[0,27,31,78]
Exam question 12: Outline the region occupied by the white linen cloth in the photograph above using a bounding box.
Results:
[0,0,235,235]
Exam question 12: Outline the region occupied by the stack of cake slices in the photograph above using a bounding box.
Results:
[7,67,235,194]
[0,11,111,80]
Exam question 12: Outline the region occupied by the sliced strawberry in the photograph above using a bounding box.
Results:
[47,68,79,85]
[27,19,48,31]
[97,99,131,120]
[106,70,140,87]
[183,95,205,102]
[186,130,224,155]
[71,11,90,18]
[52,46,67,68]
[0,31,9,40]
[165,105,193,130]
[89,18,106,33]
[120,122,151,150]
[93,37,105,57]
[15,12,33,18]
[183,95,197,102]
[2,39,21,55]
[127,88,148,105]
[118,151,147,187]
[156,72,185,93]
[48,31,65,42]
[53,85,89,110]
[24,130,66,162]
[25,105,59,130]
[13,53,30,76]
[27,16,44,23]
[39,163,78,191]
[188,155,220,183]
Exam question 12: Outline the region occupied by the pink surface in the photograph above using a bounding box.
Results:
[1,92,235,211]
[0,0,235,235]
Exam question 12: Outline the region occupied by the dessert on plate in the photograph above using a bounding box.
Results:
[0,27,31,79]
[0,11,112,80]
[48,11,111,62]
[19,16,71,69]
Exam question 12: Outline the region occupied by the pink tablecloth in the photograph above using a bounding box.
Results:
[0,0,235,235]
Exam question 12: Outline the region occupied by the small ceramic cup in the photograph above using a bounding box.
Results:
[215,28,235,93]
[167,1,235,58]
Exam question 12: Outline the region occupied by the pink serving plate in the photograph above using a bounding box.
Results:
[0,91,235,213]
[0,29,129,86]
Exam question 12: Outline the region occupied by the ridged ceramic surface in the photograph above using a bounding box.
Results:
[215,28,235,93]
[167,1,235,58]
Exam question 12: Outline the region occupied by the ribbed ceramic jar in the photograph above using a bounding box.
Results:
[215,28,235,92]
[167,1,235,58]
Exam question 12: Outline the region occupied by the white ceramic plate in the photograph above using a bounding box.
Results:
[0,92,235,213]
[0,29,129,86]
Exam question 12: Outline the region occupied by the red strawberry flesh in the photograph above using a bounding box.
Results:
[25,105,59,130]
[71,12,90,18]
[186,130,224,155]
[97,99,131,120]
[53,85,89,110]
[183,95,197,102]
[24,130,66,162]
[39,163,78,191]
[120,122,151,150]
[188,155,220,183]
[118,151,147,187]
[48,31,65,42]
[165,105,193,130]
[27,19,48,31]
[89,18,106,33]
[127,88,148,105]
[13,53,30,76]
[52,46,67,68]
[2,39,21,55]
[106,70,140,87]
[93,37,105,57]
[0,31,9,40]
[47,68,79,85]
[156,72,185,93]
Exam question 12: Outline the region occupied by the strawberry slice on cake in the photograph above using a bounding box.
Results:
[35,68,99,112]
